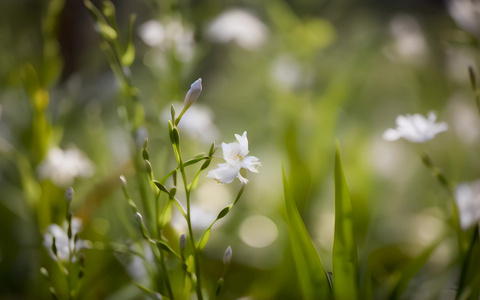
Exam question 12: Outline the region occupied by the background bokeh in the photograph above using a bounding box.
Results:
[1,0,480,298]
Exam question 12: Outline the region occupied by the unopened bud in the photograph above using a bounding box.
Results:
[143,137,148,149]
[169,187,177,198]
[40,267,49,279]
[180,234,186,251]
[65,187,74,205]
[145,160,153,180]
[142,148,149,160]
[216,277,224,296]
[135,212,150,239]
[183,78,202,109]
[170,104,176,121]
[223,246,232,267]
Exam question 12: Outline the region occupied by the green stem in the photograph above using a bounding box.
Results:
[456,226,479,300]
[175,142,203,300]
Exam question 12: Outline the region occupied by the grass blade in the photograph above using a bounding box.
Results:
[333,142,360,299]
[282,165,331,299]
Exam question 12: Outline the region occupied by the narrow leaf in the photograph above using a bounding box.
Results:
[333,142,359,300]
[121,14,136,66]
[197,228,211,251]
[282,166,330,299]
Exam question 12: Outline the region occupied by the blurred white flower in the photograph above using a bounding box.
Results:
[270,55,303,89]
[38,146,94,187]
[383,112,448,143]
[206,8,268,51]
[161,103,219,144]
[455,180,480,230]
[138,18,195,62]
[207,131,261,184]
[384,14,428,65]
[447,93,480,144]
[171,205,217,232]
[447,0,480,38]
[43,217,90,261]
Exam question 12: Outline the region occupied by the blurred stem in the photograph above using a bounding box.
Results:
[420,150,467,255]
[173,137,203,300]
[456,226,479,300]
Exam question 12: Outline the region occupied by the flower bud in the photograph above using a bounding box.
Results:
[184,78,202,110]
[40,267,49,279]
[65,187,74,205]
[223,246,232,267]
[216,277,224,296]
[179,234,186,251]
[145,160,153,180]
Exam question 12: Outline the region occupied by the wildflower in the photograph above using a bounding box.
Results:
[383,112,448,143]
[207,132,261,184]
[38,146,94,187]
[455,180,480,230]
[206,9,268,51]
[43,218,90,262]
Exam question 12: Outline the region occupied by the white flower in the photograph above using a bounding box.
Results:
[138,18,195,62]
[207,132,261,184]
[385,14,428,66]
[455,180,480,230]
[43,218,90,261]
[38,146,94,187]
[206,9,268,51]
[383,112,448,143]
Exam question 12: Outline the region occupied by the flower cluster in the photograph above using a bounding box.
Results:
[207,131,261,184]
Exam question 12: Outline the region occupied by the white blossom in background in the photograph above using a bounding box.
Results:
[447,0,480,38]
[161,103,219,144]
[447,94,480,144]
[455,180,480,230]
[384,14,428,65]
[207,131,261,184]
[43,217,90,261]
[206,8,268,51]
[38,146,94,187]
[171,205,217,232]
[270,55,303,89]
[383,112,448,143]
[138,18,195,62]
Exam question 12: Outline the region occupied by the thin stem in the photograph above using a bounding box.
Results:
[456,226,479,300]
[175,142,203,300]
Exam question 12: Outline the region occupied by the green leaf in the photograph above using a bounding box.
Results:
[120,14,136,66]
[159,201,172,228]
[282,165,330,299]
[197,228,211,251]
[390,239,441,298]
[217,206,231,220]
[84,0,117,41]
[333,142,359,300]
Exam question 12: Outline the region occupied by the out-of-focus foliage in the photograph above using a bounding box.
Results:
[1,0,480,298]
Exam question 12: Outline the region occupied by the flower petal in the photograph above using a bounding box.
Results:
[241,155,261,173]
[235,131,249,157]
[382,128,401,141]
[207,164,240,184]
